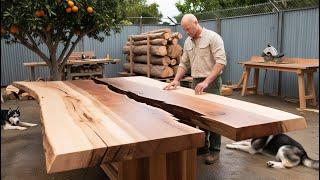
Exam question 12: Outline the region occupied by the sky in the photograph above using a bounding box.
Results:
[146,0,182,23]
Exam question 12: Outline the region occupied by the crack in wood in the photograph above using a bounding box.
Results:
[92,78,213,128]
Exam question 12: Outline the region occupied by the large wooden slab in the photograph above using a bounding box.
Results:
[13,80,204,173]
[95,76,307,141]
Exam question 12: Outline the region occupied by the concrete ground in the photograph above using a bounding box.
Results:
[1,92,319,180]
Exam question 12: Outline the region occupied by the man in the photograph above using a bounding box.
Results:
[163,14,227,165]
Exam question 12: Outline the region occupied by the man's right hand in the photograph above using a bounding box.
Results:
[163,80,179,90]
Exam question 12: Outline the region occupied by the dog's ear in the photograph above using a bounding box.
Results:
[8,108,12,112]
[16,106,20,111]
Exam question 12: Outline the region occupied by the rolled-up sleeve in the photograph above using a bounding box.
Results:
[210,35,227,66]
[179,44,191,71]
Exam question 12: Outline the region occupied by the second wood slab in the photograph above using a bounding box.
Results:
[95,76,307,141]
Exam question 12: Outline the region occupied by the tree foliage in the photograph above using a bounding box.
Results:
[1,0,125,80]
[175,0,269,20]
[123,0,162,24]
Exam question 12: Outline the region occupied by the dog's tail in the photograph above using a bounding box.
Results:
[302,156,319,170]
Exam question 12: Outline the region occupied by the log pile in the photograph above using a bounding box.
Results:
[3,85,34,101]
[122,28,183,78]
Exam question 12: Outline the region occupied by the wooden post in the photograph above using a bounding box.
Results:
[66,65,72,80]
[101,63,105,78]
[129,36,133,75]
[253,68,260,95]
[278,72,282,96]
[307,71,317,106]
[30,66,35,81]
[101,148,197,180]
[297,70,306,109]
[147,35,151,78]
[241,67,251,96]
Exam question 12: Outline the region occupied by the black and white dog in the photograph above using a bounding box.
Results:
[226,134,319,169]
[1,107,37,130]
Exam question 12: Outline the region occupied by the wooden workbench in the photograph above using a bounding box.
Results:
[238,56,319,109]
[23,58,121,81]
[12,77,306,179]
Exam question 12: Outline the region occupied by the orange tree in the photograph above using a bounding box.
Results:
[1,0,125,80]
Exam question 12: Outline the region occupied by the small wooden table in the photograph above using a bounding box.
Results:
[23,58,120,81]
[238,56,319,109]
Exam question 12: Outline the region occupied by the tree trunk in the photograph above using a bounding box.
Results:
[48,63,63,81]
[123,63,173,78]
[123,45,167,56]
[126,55,171,65]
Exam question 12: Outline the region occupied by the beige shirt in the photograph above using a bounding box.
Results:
[179,28,227,78]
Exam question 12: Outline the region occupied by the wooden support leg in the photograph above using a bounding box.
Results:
[241,67,251,96]
[237,71,246,88]
[253,68,260,95]
[101,149,197,180]
[297,72,306,109]
[30,67,35,81]
[66,65,72,80]
[278,72,282,97]
[307,72,317,106]
[101,64,105,78]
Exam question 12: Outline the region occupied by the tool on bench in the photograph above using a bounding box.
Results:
[261,44,284,94]
[261,44,284,63]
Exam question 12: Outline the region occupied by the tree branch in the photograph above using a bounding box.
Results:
[57,35,72,63]
[58,35,83,72]
[15,34,50,64]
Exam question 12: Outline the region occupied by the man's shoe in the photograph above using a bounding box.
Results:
[204,153,219,165]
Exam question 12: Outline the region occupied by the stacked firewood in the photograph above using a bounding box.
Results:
[122,28,183,78]
[3,85,34,101]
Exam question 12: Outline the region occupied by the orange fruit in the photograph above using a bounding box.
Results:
[75,30,81,35]
[10,25,18,34]
[87,7,93,14]
[35,10,45,17]
[68,1,74,7]
[66,7,72,13]
[72,6,78,13]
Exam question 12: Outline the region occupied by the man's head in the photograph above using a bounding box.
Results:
[181,14,201,38]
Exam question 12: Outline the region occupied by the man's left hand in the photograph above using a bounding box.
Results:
[194,81,209,95]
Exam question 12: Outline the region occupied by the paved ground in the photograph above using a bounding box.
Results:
[1,91,319,180]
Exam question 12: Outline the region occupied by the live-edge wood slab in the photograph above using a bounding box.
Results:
[95,76,307,141]
[12,80,204,174]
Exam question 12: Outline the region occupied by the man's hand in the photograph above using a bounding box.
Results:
[194,81,209,95]
[163,80,179,90]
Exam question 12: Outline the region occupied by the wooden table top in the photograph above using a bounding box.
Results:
[23,58,121,67]
[12,79,204,173]
[97,76,306,142]
[239,56,319,70]
[12,76,307,173]
[239,61,319,70]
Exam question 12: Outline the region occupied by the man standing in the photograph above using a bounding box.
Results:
[163,14,227,165]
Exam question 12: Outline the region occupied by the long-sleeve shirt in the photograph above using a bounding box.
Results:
[179,27,227,78]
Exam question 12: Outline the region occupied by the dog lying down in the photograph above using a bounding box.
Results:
[1,107,37,130]
[226,134,319,170]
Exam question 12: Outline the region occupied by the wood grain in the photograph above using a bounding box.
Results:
[12,80,204,173]
[95,76,307,141]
